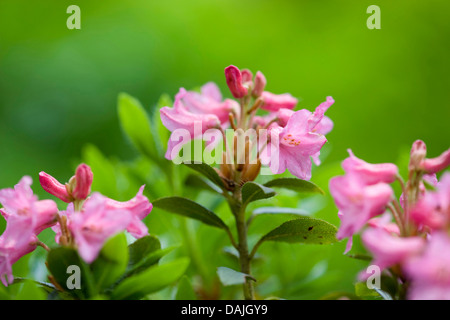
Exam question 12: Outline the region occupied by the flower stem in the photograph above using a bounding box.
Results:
[229,187,255,300]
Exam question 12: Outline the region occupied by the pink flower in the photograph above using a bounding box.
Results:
[367,212,400,235]
[69,193,132,263]
[409,140,427,172]
[420,149,450,174]
[160,88,222,160]
[0,176,58,235]
[404,232,450,300]
[359,227,425,280]
[103,185,152,239]
[262,96,334,179]
[260,91,298,111]
[224,65,248,98]
[329,173,393,250]
[0,215,38,286]
[182,82,239,124]
[52,203,74,244]
[39,164,94,202]
[411,172,450,231]
[342,149,399,185]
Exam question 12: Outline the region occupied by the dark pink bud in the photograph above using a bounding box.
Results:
[224,65,248,98]
[252,71,266,97]
[39,172,72,203]
[409,140,427,171]
[72,164,93,200]
[420,149,450,174]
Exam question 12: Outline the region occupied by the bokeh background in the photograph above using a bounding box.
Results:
[0,0,449,299]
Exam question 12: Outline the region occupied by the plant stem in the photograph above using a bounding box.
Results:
[230,188,255,300]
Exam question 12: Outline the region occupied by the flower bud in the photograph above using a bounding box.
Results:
[261,91,297,111]
[420,148,450,174]
[409,140,427,172]
[39,172,72,203]
[252,71,266,98]
[71,164,94,200]
[241,69,253,84]
[224,65,248,98]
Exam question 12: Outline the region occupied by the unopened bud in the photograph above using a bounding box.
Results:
[252,71,266,98]
[71,164,94,200]
[225,65,248,99]
[409,140,427,172]
[39,172,73,203]
[241,69,253,84]
[241,159,261,183]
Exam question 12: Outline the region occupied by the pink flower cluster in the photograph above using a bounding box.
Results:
[160,65,334,181]
[330,140,450,299]
[0,164,152,286]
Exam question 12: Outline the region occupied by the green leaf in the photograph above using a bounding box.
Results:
[184,174,222,194]
[14,280,47,300]
[111,258,190,300]
[183,163,225,190]
[217,267,255,286]
[118,93,157,162]
[241,182,276,205]
[153,93,173,154]
[175,275,197,300]
[256,217,338,246]
[264,178,324,195]
[82,144,118,198]
[128,235,161,269]
[126,246,178,277]
[153,196,228,230]
[46,247,95,299]
[90,233,129,291]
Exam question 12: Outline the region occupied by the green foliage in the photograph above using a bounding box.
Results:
[217,267,255,286]
[256,218,338,247]
[153,196,228,230]
[111,258,190,300]
[183,162,225,190]
[264,178,324,195]
[175,275,197,300]
[118,93,158,163]
[241,182,276,205]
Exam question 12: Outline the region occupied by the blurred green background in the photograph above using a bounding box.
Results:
[0,0,449,299]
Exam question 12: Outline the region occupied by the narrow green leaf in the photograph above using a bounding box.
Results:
[90,233,129,291]
[184,174,222,194]
[153,196,228,230]
[241,182,276,205]
[175,275,197,300]
[118,93,156,161]
[264,178,324,195]
[183,163,225,189]
[111,258,190,300]
[258,217,338,245]
[217,267,255,286]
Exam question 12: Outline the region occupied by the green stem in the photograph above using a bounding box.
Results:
[229,187,255,300]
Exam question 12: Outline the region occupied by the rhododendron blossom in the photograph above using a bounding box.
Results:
[330,140,450,299]
[160,65,335,182]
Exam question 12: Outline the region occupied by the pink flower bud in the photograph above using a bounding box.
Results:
[409,140,427,171]
[252,71,266,97]
[260,91,297,111]
[39,172,72,203]
[420,149,450,174]
[224,65,248,98]
[71,164,93,200]
[241,69,253,83]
